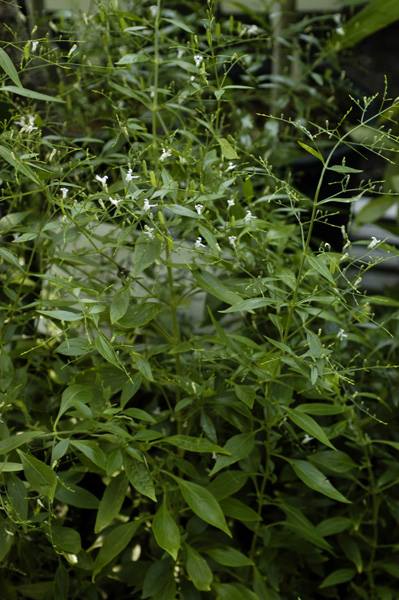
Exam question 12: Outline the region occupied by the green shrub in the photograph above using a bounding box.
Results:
[1,2,399,599]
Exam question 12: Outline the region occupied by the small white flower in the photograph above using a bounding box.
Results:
[190,75,195,82]
[143,198,155,212]
[226,161,236,172]
[160,148,172,162]
[337,328,348,341]
[336,27,345,36]
[68,43,78,57]
[195,203,203,215]
[227,199,235,208]
[109,196,120,207]
[195,236,205,249]
[16,114,37,134]
[144,225,155,239]
[60,187,69,199]
[125,168,139,183]
[211,452,217,461]
[131,544,141,562]
[149,4,158,17]
[368,236,381,249]
[241,114,253,129]
[177,48,185,59]
[241,24,262,36]
[194,54,203,68]
[95,174,108,188]
[228,236,237,247]
[244,210,256,224]
[31,40,39,53]
[302,434,313,444]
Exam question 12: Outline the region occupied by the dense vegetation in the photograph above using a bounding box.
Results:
[1,1,399,598]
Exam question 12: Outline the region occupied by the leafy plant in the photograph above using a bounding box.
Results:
[1,1,399,599]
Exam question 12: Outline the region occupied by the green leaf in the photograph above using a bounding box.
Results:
[316,516,352,537]
[355,196,394,225]
[0,85,64,102]
[221,298,273,313]
[163,17,194,33]
[17,451,57,500]
[161,435,228,455]
[296,403,346,416]
[71,441,107,471]
[234,385,256,409]
[175,477,231,536]
[286,407,335,450]
[0,144,39,184]
[289,459,351,503]
[218,137,238,160]
[7,475,28,520]
[110,286,130,323]
[38,310,82,322]
[214,583,259,600]
[54,563,69,600]
[297,140,323,162]
[282,503,332,552]
[152,500,181,560]
[93,521,140,578]
[220,497,261,522]
[185,545,213,592]
[0,431,42,455]
[209,432,255,476]
[133,235,161,275]
[116,302,161,330]
[56,337,91,356]
[56,384,94,425]
[94,335,120,368]
[328,164,363,174]
[0,48,22,87]
[208,471,248,500]
[319,568,355,588]
[55,482,99,509]
[51,526,81,554]
[124,455,156,501]
[195,272,242,305]
[95,473,128,533]
[0,519,13,562]
[309,450,357,474]
[206,546,253,567]
[331,0,399,50]
[142,558,176,599]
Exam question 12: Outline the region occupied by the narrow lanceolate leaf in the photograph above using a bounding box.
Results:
[289,459,350,503]
[0,48,22,87]
[0,85,64,103]
[160,435,229,455]
[95,473,129,533]
[124,455,156,501]
[297,140,323,162]
[319,568,355,589]
[51,526,81,554]
[17,451,57,500]
[286,407,335,450]
[0,144,39,184]
[0,431,42,455]
[195,272,242,305]
[152,501,180,560]
[209,432,255,477]
[206,546,253,567]
[110,286,130,323]
[174,476,231,536]
[185,545,213,592]
[93,521,140,578]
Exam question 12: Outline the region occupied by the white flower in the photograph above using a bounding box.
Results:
[109,196,120,207]
[302,434,313,444]
[160,148,172,162]
[228,236,237,247]
[16,114,37,134]
[31,40,39,53]
[194,54,203,68]
[241,114,253,129]
[195,203,203,215]
[143,198,155,212]
[149,4,158,17]
[368,236,381,249]
[337,328,348,341]
[68,43,78,57]
[144,225,155,239]
[336,26,345,36]
[195,236,205,249]
[244,210,256,224]
[211,452,217,461]
[241,24,262,36]
[60,187,69,199]
[95,174,108,188]
[125,168,139,183]
[177,48,185,59]
[226,161,236,172]
[227,199,235,208]
[131,544,141,562]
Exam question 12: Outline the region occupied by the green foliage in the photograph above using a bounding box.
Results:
[1,1,399,599]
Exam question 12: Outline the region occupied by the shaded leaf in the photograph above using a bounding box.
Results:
[152,501,180,560]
